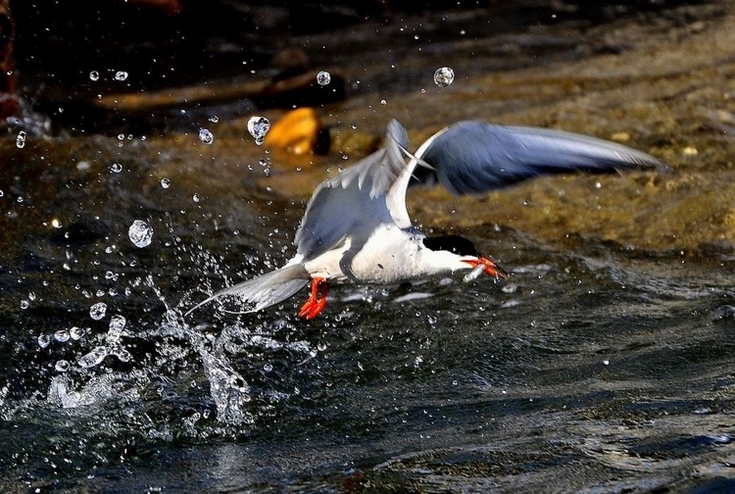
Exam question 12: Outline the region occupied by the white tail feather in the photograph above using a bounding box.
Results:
[185,264,310,317]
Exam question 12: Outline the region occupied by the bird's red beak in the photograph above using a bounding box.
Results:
[464,256,507,279]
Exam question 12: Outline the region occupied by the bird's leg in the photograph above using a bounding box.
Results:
[464,256,507,280]
[297,277,329,320]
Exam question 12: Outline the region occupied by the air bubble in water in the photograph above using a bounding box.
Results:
[114,70,129,81]
[160,177,171,189]
[316,70,331,86]
[128,219,153,248]
[199,128,214,145]
[15,130,26,149]
[89,71,100,81]
[247,116,270,145]
[433,66,455,87]
[89,302,107,320]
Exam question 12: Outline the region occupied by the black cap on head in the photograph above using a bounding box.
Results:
[422,235,478,256]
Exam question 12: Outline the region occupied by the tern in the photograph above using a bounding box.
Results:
[188,119,665,319]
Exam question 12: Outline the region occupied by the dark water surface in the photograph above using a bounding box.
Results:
[2,1,735,492]
[1,153,733,491]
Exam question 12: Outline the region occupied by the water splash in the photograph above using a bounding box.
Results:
[78,346,109,368]
[200,347,254,425]
[128,219,154,248]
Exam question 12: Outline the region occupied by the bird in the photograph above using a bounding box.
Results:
[186,119,667,320]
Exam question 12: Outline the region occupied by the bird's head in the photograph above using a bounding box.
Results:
[422,235,506,280]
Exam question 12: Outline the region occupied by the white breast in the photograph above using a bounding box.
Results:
[350,225,470,283]
[302,225,471,284]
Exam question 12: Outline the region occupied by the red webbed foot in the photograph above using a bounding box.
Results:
[297,277,329,320]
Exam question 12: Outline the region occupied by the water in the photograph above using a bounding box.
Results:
[316,70,332,86]
[128,219,154,248]
[433,66,455,88]
[1,172,733,491]
[1,114,734,494]
[2,1,735,491]
[247,116,270,145]
[198,128,214,145]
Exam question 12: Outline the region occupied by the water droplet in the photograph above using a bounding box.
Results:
[160,177,171,189]
[114,70,129,81]
[208,115,219,123]
[198,128,214,145]
[15,130,26,149]
[70,326,86,340]
[433,66,455,87]
[263,363,273,372]
[380,99,387,105]
[38,334,51,348]
[109,162,123,173]
[20,299,29,309]
[247,116,270,145]
[78,346,109,368]
[192,193,200,203]
[128,219,153,248]
[89,302,107,320]
[54,329,70,343]
[55,360,71,372]
[316,70,331,86]
[89,70,100,81]
[114,347,132,363]
[107,314,126,343]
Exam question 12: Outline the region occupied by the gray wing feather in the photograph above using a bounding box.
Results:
[414,121,668,195]
[294,120,409,259]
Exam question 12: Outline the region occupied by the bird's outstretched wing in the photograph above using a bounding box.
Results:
[410,121,668,195]
[294,120,410,259]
